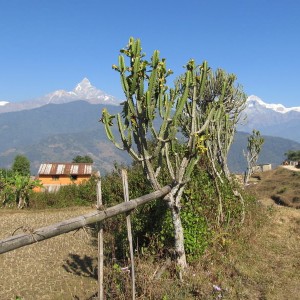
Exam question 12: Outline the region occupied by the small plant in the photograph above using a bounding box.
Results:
[277,187,287,194]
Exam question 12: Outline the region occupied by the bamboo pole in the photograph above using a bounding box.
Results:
[122,169,135,300]
[0,185,172,254]
[96,176,104,300]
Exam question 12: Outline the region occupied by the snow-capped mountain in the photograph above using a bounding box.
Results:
[239,95,300,142]
[246,95,300,114]
[0,78,120,113]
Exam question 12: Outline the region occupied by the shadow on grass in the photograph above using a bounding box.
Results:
[62,253,98,279]
[271,194,300,209]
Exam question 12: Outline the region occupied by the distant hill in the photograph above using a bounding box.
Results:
[0,100,121,151]
[0,100,299,175]
[0,101,125,174]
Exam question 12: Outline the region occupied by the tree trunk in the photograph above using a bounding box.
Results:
[166,185,187,274]
[170,204,187,269]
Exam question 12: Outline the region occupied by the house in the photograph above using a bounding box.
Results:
[35,162,93,192]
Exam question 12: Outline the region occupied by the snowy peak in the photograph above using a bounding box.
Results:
[0,101,9,106]
[0,78,120,114]
[239,95,300,143]
[72,78,107,101]
[74,78,92,93]
[40,78,120,105]
[247,95,300,114]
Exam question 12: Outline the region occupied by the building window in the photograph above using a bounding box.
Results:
[70,175,78,181]
[52,175,59,181]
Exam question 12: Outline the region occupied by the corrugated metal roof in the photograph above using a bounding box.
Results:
[38,163,93,175]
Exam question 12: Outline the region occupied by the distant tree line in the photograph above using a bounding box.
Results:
[285,150,300,161]
[72,155,94,163]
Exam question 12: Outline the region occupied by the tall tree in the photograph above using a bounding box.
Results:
[12,155,30,176]
[244,130,264,184]
[101,37,245,271]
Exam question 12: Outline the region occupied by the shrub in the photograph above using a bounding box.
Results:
[29,175,98,209]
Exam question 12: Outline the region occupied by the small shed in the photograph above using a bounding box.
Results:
[252,163,272,173]
[36,162,93,192]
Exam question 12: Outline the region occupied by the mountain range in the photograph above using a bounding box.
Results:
[0,78,119,114]
[0,79,299,174]
[239,95,300,142]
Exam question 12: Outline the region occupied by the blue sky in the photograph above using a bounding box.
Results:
[1,0,299,107]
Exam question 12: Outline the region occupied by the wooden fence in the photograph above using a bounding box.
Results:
[0,172,172,299]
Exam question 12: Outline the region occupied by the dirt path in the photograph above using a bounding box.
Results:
[232,198,300,299]
[281,165,300,172]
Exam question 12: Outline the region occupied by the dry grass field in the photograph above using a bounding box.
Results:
[0,167,300,299]
[0,207,98,300]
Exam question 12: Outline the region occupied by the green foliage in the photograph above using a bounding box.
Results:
[0,168,14,178]
[99,159,247,262]
[101,163,169,258]
[72,155,94,163]
[247,130,264,156]
[29,176,98,208]
[158,164,249,261]
[159,197,210,261]
[0,171,41,208]
[285,150,300,161]
[12,155,30,176]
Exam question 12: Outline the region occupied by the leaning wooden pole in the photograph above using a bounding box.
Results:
[122,169,136,300]
[96,175,104,300]
[0,185,172,254]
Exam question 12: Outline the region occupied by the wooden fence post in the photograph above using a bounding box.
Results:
[121,169,136,300]
[96,174,104,300]
[0,185,172,254]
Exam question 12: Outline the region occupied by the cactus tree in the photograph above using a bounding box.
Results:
[200,69,246,181]
[101,37,231,270]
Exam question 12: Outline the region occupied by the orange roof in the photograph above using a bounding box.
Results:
[38,163,93,176]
